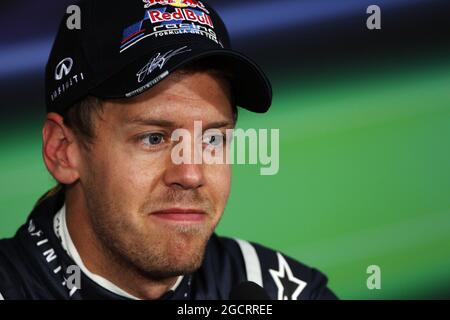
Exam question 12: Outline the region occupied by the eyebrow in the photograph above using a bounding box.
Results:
[124,117,234,130]
[125,117,177,128]
[204,121,235,130]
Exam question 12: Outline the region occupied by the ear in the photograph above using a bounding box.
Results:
[42,112,81,184]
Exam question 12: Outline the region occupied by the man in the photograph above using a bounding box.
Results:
[0,0,337,300]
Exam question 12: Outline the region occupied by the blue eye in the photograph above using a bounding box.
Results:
[142,133,165,146]
[204,134,224,146]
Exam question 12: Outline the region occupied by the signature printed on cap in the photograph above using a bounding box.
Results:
[136,46,192,83]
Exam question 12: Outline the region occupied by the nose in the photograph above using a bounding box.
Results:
[163,163,205,190]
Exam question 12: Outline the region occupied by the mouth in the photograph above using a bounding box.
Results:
[150,208,207,223]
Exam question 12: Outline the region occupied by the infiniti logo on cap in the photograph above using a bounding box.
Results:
[50,57,85,102]
[55,58,74,81]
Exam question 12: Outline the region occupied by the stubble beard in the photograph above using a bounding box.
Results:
[83,178,219,280]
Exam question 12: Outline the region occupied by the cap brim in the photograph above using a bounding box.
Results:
[90,42,272,113]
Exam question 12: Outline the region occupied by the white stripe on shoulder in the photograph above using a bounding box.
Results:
[234,239,263,287]
[0,291,4,300]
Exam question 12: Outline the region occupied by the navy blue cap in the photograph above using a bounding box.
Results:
[45,0,272,115]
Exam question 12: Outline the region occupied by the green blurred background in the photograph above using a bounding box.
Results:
[1,0,449,299]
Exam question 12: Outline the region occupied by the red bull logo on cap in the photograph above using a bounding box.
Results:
[143,0,209,14]
[148,7,214,28]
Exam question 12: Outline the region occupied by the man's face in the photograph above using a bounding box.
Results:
[78,71,234,279]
